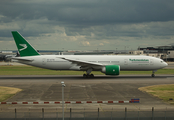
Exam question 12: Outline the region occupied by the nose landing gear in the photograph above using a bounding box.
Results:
[151,74,155,77]
[151,70,157,77]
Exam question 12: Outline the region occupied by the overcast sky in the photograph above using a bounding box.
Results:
[0,0,174,51]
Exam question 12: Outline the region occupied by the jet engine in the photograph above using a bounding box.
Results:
[101,65,120,75]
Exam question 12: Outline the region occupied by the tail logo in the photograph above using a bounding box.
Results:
[19,44,27,51]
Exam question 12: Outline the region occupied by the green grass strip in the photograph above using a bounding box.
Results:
[139,84,174,105]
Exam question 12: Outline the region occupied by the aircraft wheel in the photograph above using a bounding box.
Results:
[151,74,155,77]
[83,74,87,78]
[83,74,94,78]
[90,74,94,78]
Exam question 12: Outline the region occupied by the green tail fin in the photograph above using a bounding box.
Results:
[11,31,40,57]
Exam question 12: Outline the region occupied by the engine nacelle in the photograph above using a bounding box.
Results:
[101,65,120,75]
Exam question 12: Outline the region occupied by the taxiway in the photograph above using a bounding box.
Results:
[0,75,174,112]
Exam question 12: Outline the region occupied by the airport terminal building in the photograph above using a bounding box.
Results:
[136,45,174,61]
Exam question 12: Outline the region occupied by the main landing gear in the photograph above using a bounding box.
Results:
[83,73,94,78]
[83,68,94,78]
[151,70,157,77]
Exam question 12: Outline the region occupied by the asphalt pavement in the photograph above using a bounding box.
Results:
[0,75,174,112]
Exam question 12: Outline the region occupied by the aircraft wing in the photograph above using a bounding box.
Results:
[58,57,103,68]
[12,57,34,62]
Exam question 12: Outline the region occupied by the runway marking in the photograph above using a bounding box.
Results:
[0,100,139,104]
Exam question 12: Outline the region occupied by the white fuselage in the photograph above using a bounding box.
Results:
[15,55,168,71]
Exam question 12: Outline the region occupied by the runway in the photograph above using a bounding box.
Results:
[0,75,174,112]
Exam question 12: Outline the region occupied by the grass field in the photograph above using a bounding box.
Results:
[0,65,173,75]
[139,84,174,105]
[0,86,22,102]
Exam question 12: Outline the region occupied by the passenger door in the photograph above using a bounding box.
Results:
[42,58,46,65]
[124,59,128,65]
[150,59,153,65]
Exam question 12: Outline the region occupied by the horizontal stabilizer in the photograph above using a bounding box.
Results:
[12,57,33,62]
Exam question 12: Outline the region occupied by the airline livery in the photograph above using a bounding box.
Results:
[11,31,168,77]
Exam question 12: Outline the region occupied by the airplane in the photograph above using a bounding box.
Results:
[11,31,168,77]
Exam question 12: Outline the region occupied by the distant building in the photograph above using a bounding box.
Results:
[139,45,174,53]
[129,50,162,58]
[167,51,174,61]
[129,50,144,55]
[1,51,13,53]
[137,45,174,61]
[0,55,5,61]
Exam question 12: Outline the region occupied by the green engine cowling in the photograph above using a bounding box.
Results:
[101,65,120,75]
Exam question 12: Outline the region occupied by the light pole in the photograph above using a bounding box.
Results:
[61,81,66,120]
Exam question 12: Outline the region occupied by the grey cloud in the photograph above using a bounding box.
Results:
[1,0,174,24]
[65,21,174,39]
[0,0,174,50]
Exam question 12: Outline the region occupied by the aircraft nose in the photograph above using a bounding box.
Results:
[164,62,168,67]
[163,62,168,67]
